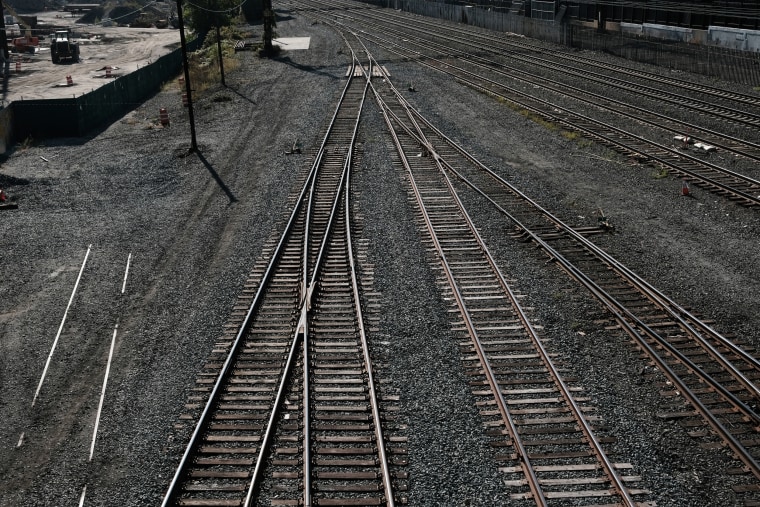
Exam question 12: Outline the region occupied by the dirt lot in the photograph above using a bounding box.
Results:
[2,11,180,103]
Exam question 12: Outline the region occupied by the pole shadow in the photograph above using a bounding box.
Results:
[196,149,238,204]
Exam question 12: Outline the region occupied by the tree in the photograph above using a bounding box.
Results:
[182,0,239,39]
[240,0,264,22]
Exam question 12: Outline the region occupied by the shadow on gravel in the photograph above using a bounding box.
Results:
[197,150,238,204]
[276,56,340,80]
[227,87,257,105]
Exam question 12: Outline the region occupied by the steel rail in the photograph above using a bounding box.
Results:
[349,32,760,206]
[300,51,370,507]
[302,0,760,159]
[410,120,638,504]
[303,0,760,384]
[328,1,760,108]
[451,158,760,424]
[295,0,760,487]
[382,94,760,399]
[295,54,367,507]
[251,54,366,506]
[429,131,638,507]
[302,2,760,168]
[351,43,397,507]
[361,23,760,165]
[382,92,760,482]
[162,57,360,507]
[369,53,638,505]
[379,96,760,413]
[386,16,760,126]
[384,103,760,480]
[387,97,760,399]
[375,94,547,507]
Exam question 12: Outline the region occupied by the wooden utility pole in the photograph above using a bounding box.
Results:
[0,7,10,75]
[263,0,274,54]
[216,24,225,86]
[176,0,198,151]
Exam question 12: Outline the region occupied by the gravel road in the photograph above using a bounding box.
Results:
[0,4,758,506]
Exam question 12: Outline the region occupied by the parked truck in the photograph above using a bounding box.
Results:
[50,30,79,63]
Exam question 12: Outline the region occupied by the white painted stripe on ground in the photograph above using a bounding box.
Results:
[78,485,87,507]
[121,252,132,294]
[88,254,131,461]
[89,321,118,461]
[16,432,24,448]
[32,244,92,407]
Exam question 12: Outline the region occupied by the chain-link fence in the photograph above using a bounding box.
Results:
[6,36,201,146]
[571,26,760,86]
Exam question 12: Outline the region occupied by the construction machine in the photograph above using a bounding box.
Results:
[3,2,39,54]
[12,33,38,53]
[50,29,79,63]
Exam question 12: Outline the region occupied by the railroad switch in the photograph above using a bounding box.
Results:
[597,208,615,232]
[285,140,302,155]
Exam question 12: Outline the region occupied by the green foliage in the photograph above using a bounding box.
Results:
[184,0,239,37]
[187,40,241,93]
[561,130,580,140]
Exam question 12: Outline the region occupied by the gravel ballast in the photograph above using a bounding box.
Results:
[1,5,759,506]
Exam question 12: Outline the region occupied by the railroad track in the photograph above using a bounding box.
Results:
[294,0,760,207]
[162,54,405,506]
[359,30,760,206]
[330,1,760,121]
[360,45,760,500]
[356,23,760,164]
[334,30,653,505]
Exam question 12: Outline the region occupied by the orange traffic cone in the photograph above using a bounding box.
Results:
[0,188,6,202]
[682,180,690,196]
[159,108,170,126]
[66,75,73,86]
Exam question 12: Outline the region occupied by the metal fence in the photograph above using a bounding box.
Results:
[7,36,201,145]
[356,0,760,86]
[571,26,760,86]
[397,0,568,44]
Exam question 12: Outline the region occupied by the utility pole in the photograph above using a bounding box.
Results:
[0,7,10,76]
[263,0,274,54]
[176,0,198,151]
[216,24,225,86]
